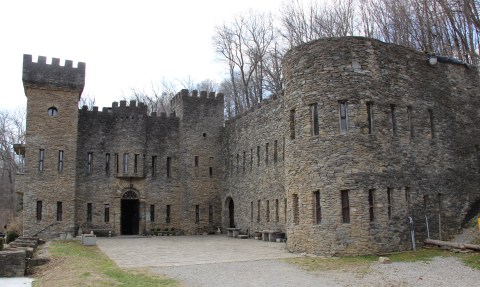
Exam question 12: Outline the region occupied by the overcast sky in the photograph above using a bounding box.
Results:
[1,0,295,111]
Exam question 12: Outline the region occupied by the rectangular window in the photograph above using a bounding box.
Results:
[423,195,428,211]
[243,152,246,173]
[428,109,435,139]
[314,191,321,224]
[87,203,92,222]
[123,153,128,173]
[284,198,287,224]
[39,149,44,171]
[150,204,155,222]
[58,150,64,173]
[368,189,374,222]
[195,205,200,223]
[134,154,139,173]
[290,109,296,139]
[339,101,348,134]
[209,157,213,177]
[88,152,93,174]
[311,103,319,136]
[104,204,110,223]
[275,199,279,223]
[293,194,299,225]
[405,186,410,214]
[208,205,213,223]
[166,205,171,223]
[194,156,199,167]
[341,190,350,223]
[257,200,261,222]
[257,146,260,166]
[250,201,254,222]
[166,157,171,178]
[390,104,397,136]
[36,200,42,221]
[105,153,110,175]
[367,102,374,134]
[274,140,278,163]
[407,106,414,138]
[152,156,157,177]
[115,153,119,173]
[265,143,269,165]
[387,188,392,220]
[266,200,270,222]
[56,201,62,221]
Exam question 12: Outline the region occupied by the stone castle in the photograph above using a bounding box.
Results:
[17,37,480,255]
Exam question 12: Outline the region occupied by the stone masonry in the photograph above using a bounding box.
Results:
[17,37,480,255]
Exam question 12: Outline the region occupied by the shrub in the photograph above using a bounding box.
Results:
[6,230,19,244]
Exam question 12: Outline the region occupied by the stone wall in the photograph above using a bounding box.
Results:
[282,37,480,255]
[0,250,26,277]
[223,97,286,234]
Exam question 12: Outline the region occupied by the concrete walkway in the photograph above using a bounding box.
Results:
[0,277,33,287]
[96,235,343,286]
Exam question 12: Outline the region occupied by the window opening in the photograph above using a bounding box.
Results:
[339,101,348,134]
[166,157,171,178]
[311,103,319,136]
[134,154,139,173]
[257,200,261,222]
[104,204,110,223]
[123,153,128,173]
[48,106,58,117]
[36,201,42,221]
[387,188,392,220]
[87,203,92,222]
[150,204,155,222]
[105,153,110,175]
[275,199,279,223]
[88,152,93,174]
[208,205,213,223]
[290,109,296,139]
[195,205,200,223]
[58,150,64,173]
[368,189,375,222]
[166,205,171,223]
[266,200,270,222]
[39,149,44,171]
[314,191,321,224]
[293,194,299,225]
[57,201,62,221]
[265,143,269,165]
[341,190,350,223]
[152,156,157,177]
[115,153,119,173]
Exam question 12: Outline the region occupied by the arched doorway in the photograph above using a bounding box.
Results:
[121,190,139,235]
[225,197,235,228]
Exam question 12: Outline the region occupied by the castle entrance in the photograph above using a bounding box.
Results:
[225,197,235,228]
[121,190,139,235]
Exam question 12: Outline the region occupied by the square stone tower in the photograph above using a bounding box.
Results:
[20,55,85,237]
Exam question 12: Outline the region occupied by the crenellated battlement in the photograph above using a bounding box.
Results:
[22,54,86,95]
[170,89,224,107]
[225,94,281,125]
[79,100,177,120]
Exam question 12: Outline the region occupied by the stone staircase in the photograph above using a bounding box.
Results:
[0,237,49,277]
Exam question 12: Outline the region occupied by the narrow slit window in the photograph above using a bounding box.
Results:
[339,101,348,134]
[284,198,287,224]
[290,109,296,139]
[115,153,119,173]
[195,205,200,223]
[134,154,139,173]
[387,188,392,220]
[57,201,62,221]
[257,200,261,222]
[293,194,299,225]
[405,186,410,214]
[311,103,319,136]
[407,106,414,138]
[166,205,171,223]
[152,156,157,177]
[250,201,253,222]
[390,104,397,136]
[275,199,279,223]
[250,149,253,170]
[194,156,199,167]
[105,153,110,175]
[367,102,374,134]
[88,152,93,174]
[36,200,42,221]
[150,204,155,222]
[123,153,128,173]
[265,143,269,165]
[208,205,213,223]
[166,157,171,178]
[314,191,321,224]
[274,140,278,163]
[266,200,270,222]
[39,149,44,171]
[104,204,110,223]
[257,146,260,167]
[58,150,64,173]
[368,189,375,222]
[428,109,435,139]
[209,157,213,177]
[243,152,246,173]
[341,190,350,223]
[87,203,92,222]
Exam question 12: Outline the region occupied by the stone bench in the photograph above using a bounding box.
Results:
[82,234,96,246]
[262,230,281,242]
[226,228,241,238]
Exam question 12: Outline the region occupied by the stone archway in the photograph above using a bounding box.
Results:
[225,197,235,228]
[121,190,139,235]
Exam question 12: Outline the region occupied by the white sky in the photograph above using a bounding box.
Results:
[1,0,291,111]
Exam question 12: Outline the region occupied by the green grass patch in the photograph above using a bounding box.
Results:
[33,240,178,287]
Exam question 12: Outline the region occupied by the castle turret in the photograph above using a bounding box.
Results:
[20,55,85,238]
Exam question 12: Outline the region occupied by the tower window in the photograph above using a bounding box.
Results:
[58,150,64,173]
[134,154,139,173]
[194,156,199,167]
[195,205,200,223]
[166,205,171,223]
[290,109,296,139]
[314,191,321,224]
[310,104,319,136]
[104,204,110,223]
[257,200,261,222]
[150,204,155,222]
[57,201,63,221]
[123,153,129,173]
[105,153,110,175]
[88,152,93,174]
[339,101,348,134]
[36,200,42,221]
[87,203,92,222]
[47,106,58,117]
[368,189,375,222]
[367,102,374,134]
[292,194,299,225]
[166,157,171,178]
[341,190,350,223]
[39,149,44,171]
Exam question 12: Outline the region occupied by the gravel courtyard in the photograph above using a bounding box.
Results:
[97,235,480,287]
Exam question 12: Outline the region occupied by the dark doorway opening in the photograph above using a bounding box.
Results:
[228,198,235,228]
[121,198,139,235]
